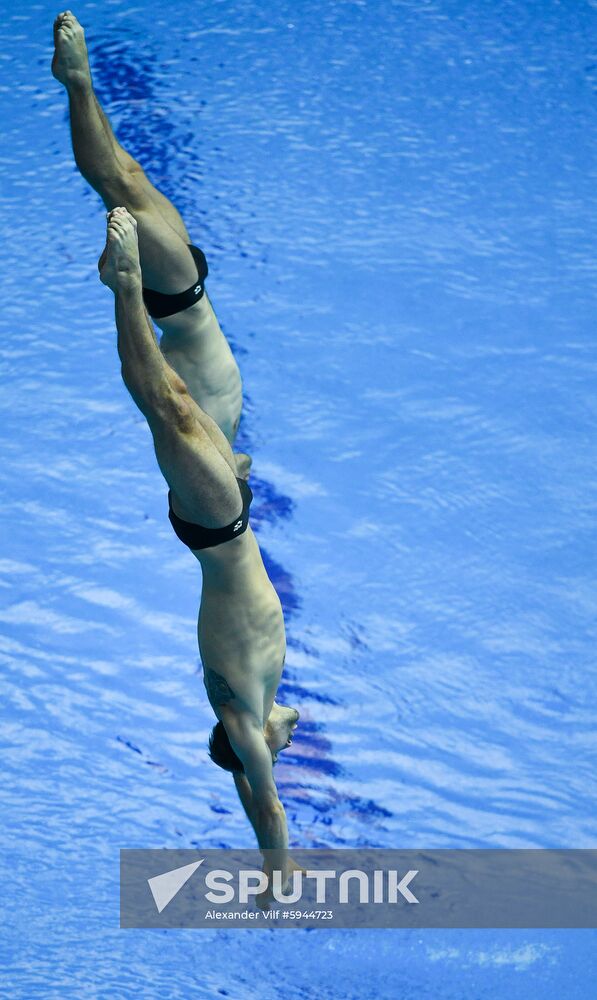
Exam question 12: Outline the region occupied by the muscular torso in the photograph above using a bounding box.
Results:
[193,527,286,724]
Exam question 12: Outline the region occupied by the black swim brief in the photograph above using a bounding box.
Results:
[142,244,208,319]
[168,477,253,551]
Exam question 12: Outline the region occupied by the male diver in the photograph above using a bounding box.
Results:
[52,10,244,453]
[99,206,300,887]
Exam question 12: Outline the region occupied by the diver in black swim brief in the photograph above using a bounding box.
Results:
[53,11,243,447]
[99,207,300,902]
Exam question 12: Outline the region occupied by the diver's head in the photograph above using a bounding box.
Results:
[263,702,300,763]
[207,704,300,772]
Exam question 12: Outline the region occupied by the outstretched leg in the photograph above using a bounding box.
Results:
[98,207,242,523]
[91,88,191,244]
[52,11,195,293]
[52,12,245,451]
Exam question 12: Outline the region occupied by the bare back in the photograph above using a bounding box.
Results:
[198,529,287,726]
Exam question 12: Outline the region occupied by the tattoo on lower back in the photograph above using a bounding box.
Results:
[204,668,236,705]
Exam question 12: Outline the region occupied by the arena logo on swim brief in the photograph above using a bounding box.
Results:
[119,848,597,929]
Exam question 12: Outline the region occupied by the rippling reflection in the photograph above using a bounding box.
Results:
[2,0,596,995]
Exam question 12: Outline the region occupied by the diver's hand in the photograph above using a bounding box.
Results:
[256,857,307,911]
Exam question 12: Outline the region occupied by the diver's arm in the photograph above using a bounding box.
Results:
[232,771,259,838]
[227,716,306,906]
[224,713,289,864]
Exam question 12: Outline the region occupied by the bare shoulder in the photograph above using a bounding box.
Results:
[219,706,277,801]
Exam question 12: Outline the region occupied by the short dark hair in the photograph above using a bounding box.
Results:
[208,721,245,773]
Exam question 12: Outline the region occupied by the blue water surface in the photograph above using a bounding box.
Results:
[1,0,596,996]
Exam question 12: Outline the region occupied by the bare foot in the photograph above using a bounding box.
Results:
[52,11,91,87]
[98,208,142,292]
[234,452,252,480]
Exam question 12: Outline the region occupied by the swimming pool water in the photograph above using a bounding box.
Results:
[1,0,596,996]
